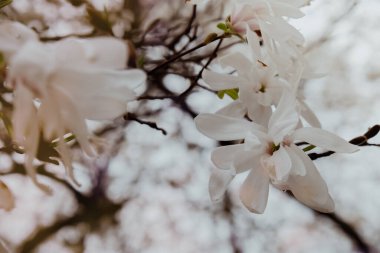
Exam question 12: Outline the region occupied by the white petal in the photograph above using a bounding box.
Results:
[233,149,263,174]
[54,86,96,157]
[53,67,146,120]
[211,144,245,170]
[0,180,14,211]
[260,16,305,45]
[12,85,36,143]
[287,145,335,213]
[239,167,270,214]
[247,28,262,61]
[202,70,241,90]
[219,52,252,74]
[268,90,299,143]
[246,99,272,126]
[293,127,358,153]
[52,37,128,69]
[299,100,321,128]
[272,146,291,181]
[271,2,305,18]
[209,168,235,202]
[285,144,306,176]
[194,113,254,141]
[216,100,247,118]
[0,21,38,58]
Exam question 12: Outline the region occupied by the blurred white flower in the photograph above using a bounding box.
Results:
[195,91,358,213]
[0,21,146,191]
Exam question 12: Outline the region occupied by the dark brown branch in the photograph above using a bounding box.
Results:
[148,35,225,74]
[168,5,197,50]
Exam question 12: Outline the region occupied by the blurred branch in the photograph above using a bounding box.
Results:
[18,198,123,253]
[148,35,225,74]
[306,0,358,52]
[223,194,243,253]
[168,5,197,50]
[316,212,373,253]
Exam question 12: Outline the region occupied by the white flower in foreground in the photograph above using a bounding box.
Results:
[0,22,146,191]
[0,180,14,211]
[195,91,358,213]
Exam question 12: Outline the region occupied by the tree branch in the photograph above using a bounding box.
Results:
[309,125,380,160]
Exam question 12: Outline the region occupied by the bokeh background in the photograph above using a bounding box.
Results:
[1,0,380,252]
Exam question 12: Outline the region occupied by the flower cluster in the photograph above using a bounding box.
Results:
[195,0,357,213]
[0,21,146,193]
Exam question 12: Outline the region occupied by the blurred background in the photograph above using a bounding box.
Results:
[1,0,380,252]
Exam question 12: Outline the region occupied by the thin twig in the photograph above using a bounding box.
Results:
[148,35,225,74]
[124,112,167,135]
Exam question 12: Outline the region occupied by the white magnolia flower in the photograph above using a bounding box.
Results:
[204,58,286,125]
[230,0,304,42]
[0,180,14,211]
[0,22,146,190]
[204,28,320,127]
[195,91,358,213]
[228,0,305,70]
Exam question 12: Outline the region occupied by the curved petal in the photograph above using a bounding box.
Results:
[271,2,305,18]
[287,145,335,213]
[246,99,272,126]
[209,168,235,202]
[272,146,291,181]
[194,113,255,141]
[268,90,299,143]
[202,70,241,90]
[0,21,38,58]
[219,52,252,74]
[299,100,321,128]
[246,28,262,61]
[0,180,14,211]
[52,37,128,69]
[293,127,358,153]
[285,144,306,176]
[233,149,263,174]
[239,167,270,214]
[216,100,247,118]
[53,67,146,120]
[211,144,246,170]
[54,86,96,157]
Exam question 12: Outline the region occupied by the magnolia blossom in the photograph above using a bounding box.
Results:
[203,29,320,127]
[228,0,305,70]
[0,22,146,191]
[195,92,358,213]
[230,0,304,41]
[203,57,286,125]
